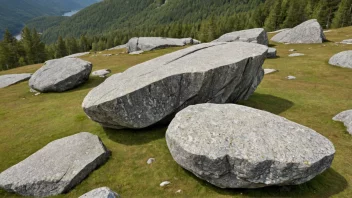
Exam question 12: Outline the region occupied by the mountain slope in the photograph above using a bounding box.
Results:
[40,0,265,43]
[0,0,99,38]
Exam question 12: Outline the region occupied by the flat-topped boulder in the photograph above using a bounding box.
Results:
[166,104,335,188]
[271,19,325,43]
[83,42,267,129]
[212,28,268,46]
[92,69,111,78]
[329,50,352,69]
[0,73,32,88]
[127,37,197,53]
[79,187,119,198]
[267,47,277,58]
[29,58,92,92]
[0,132,110,197]
[333,110,352,135]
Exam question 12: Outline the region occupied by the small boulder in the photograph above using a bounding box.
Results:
[264,69,278,75]
[271,19,325,44]
[328,50,352,69]
[29,58,92,92]
[160,181,171,187]
[129,50,144,55]
[92,69,111,78]
[166,104,335,188]
[147,158,155,165]
[212,28,268,46]
[333,110,352,135]
[79,187,119,198]
[0,132,110,197]
[340,39,352,44]
[267,47,277,58]
[286,76,296,80]
[289,53,305,57]
[127,37,193,53]
[0,73,32,89]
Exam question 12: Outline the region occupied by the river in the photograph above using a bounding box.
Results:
[15,10,80,40]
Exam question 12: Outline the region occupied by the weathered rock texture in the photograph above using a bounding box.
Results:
[92,69,111,78]
[127,37,196,53]
[82,42,268,129]
[212,28,268,46]
[0,132,110,197]
[0,73,32,88]
[267,48,277,58]
[79,187,119,198]
[271,19,326,43]
[166,104,335,188]
[328,50,352,69]
[29,58,92,92]
[333,110,352,135]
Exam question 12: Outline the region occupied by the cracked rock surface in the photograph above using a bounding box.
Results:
[166,104,335,188]
[212,28,268,46]
[0,132,110,197]
[271,19,325,44]
[82,42,267,129]
[127,37,194,53]
[0,73,32,88]
[29,58,92,92]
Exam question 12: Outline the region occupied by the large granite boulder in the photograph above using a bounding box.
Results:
[0,73,32,88]
[82,42,267,129]
[333,110,352,135]
[212,28,268,46]
[166,104,335,188]
[29,58,92,92]
[127,37,192,53]
[271,19,326,43]
[328,50,352,69]
[0,132,110,197]
[79,187,119,198]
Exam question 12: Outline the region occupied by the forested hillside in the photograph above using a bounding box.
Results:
[0,0,99,39]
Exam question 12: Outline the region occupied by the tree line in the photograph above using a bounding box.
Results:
[0,0,351,71]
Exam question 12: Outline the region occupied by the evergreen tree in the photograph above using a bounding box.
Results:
[264,0,282,31]
[56,36,67,58]
[332,0,352,28]
[22,27,35,64]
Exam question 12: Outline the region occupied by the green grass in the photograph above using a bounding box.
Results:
[0,27,352,198]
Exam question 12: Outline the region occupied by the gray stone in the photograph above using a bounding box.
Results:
[127,37,190,53]
[181,38,201,45]
[264,69,278,75]
[0,73,32,89]
[0,132,110,197]
[267,47,277,58]
[160,181,171,187]
[286,76,296,80]
[333,110,352,135]
[92,69,111,78]
[147,158,155,165]
[108,44,127,50]
[328,50,352,69]
[212,28,268,46]
[79,187,119,198]
[82,42,267,129]
[64,52,89,58]
[268,28,291,34]
[289,53,305,57]
[129,50,144,55]
[341,39,352,44]
[166,104,335,188]
[271,19,325,43]
[29,58,92,92]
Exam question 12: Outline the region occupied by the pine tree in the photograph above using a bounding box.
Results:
[31,28,46,63]
[22,27,35,64]
[332,0,352,28]
[264,0,282,31]
[56,36,67,58]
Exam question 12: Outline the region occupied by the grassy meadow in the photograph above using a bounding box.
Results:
[0,27,351,197]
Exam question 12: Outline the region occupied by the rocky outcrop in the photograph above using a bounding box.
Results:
[0,73,32,88]
[212,28,268,46]
[333,110,352,135]
[92,69,111,78]
[127,37,196,53]
[29,58,92,92]
[328,50,352,69]
[82,42,268,129]
[166,104,335,188]
[0,132,110,197]
[79,187,119,198]
[271,19,325,43]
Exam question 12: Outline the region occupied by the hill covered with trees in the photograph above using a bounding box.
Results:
[0,0,99,39]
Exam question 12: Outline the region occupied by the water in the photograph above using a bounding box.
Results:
[15,10,80,40]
